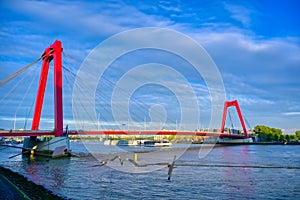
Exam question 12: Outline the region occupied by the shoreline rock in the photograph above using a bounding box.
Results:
[0,166,66,200]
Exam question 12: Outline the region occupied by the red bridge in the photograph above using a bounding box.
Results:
[0,41,251,140]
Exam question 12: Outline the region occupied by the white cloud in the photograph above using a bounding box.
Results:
[282,112,300,116]
[224,3,253,27]
[3,0,172,37]
[158,0,182,12]
[1,0,300,130]
[189,31,300,85]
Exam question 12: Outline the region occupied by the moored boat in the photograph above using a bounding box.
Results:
[117,140,140,146]
[144,140,172,147]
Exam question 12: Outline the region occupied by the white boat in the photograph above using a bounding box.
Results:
[117,140,140,146]
[103,140,118,146]
[217,137,253,144]
[103,140,111,146]
[144,140,172,147]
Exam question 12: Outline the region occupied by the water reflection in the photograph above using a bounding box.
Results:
[1,143,299,199]
[24,155,69,189]
[222,146,254,198]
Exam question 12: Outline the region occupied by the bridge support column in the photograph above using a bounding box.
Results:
[52,41,63,137]
[31,50,51,132]
[31,40,64,137]
[220,100,248,138]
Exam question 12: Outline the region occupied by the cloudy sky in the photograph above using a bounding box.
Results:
[0,0,299,132]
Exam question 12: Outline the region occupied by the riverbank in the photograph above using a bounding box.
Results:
[218,141,300,145]
[0,166,65,200]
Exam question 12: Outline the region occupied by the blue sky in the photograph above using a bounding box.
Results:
[0,0,300,132]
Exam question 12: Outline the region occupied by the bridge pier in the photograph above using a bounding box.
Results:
[23,136,70,157]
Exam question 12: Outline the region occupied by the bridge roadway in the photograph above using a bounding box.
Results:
[0,130,249,139]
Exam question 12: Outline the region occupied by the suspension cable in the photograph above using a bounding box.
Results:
[14,66,40,129]
[62,52,180,130]
[0,64,40,117]
[0,57,42,86]
[245,118,252,130]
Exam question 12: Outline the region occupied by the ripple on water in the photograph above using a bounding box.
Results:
[1,143,299,199]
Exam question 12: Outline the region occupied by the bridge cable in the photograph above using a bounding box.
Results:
[0,57,42,87]
[62,58,138,129]
[245,118,252,131]
[62,52,179,130]
[0,64,37,104]
[62,67,88,128]
[96,72,177,129]
[62,65,100,129]
[14,66,40,129]
[0,62,40,119]
[63,52,152,126]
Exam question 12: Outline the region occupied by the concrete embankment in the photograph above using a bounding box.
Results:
[0,166,64,200]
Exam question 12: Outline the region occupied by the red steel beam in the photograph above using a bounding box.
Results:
[31,50,51,131]
[220,100,248,137]
[51,41,63,137]
[75,130,247,139]
[0,130,248,139]
[30,40,63,137]
[0,131,55,137]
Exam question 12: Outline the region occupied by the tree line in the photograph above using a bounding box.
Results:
[254,125,300,142]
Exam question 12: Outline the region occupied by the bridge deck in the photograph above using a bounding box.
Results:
[0,130,249,139]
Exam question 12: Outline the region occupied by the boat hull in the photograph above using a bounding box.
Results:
[144,140,172,147]
[217,137,253,143]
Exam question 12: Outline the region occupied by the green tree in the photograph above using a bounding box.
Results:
[254,125,283,141]
[258,132,267,141]
[285,134,290,141]
[254,125,269,134]
[295,131,300,139]
[267,133,274,141]
[279,134,285,141]
[290,135,296,140]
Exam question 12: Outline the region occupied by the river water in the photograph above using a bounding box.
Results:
[0,142,299,199]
